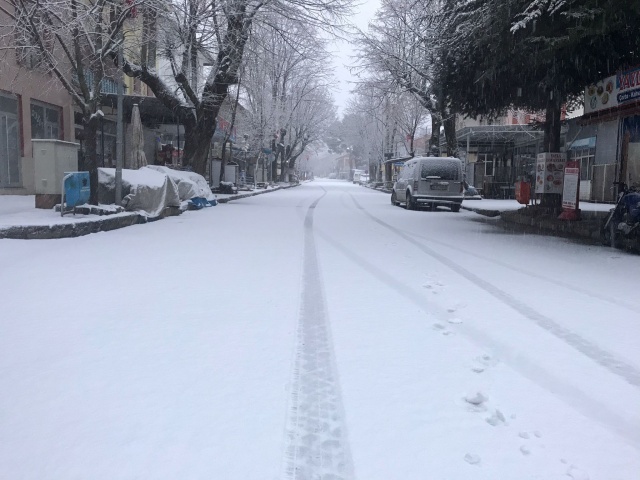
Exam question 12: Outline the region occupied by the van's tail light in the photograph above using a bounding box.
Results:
[414,180,418,190]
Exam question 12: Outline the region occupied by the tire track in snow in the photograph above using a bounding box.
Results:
[312,204,640,446]
[349,194,640,389]
[283,187,354,480]
[397,225,638,313]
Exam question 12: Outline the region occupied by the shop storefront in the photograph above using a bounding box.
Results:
[456,125,544,198]
[577,66,640,202]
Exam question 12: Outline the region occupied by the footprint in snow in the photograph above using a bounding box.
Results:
[471,353,497,373]
[566,466,590,480]
[464,453,481,465]
[432,323,452,335]
[476,354,498,367]
[463,392,488,412]
[519,431,530,439]
[464,392,487,406]
[486,409,507,426]
[447,317,463,324]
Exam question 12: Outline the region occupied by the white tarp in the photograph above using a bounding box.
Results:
[98,167,181,217]
[146,166,215,201]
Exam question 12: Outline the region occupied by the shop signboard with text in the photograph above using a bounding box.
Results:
[535,152,566,194]
[562,166,580,209]
[584,66,640,114]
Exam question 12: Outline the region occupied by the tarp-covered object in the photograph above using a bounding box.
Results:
[146,166,215,201]
[98,168,181,217]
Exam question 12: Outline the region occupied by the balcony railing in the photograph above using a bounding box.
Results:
[73,70,122,95]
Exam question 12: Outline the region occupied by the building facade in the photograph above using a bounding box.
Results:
[0,35,75,195]
[570,67,640,202]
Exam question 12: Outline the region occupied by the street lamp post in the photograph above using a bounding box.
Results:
[115,31,124,205]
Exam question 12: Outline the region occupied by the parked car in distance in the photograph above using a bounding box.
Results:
[352,170,369,184]
[391,157,464,212]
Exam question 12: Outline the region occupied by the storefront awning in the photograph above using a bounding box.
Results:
[102,94,178,124]
[455,125,544,147]
[568,137,596,149]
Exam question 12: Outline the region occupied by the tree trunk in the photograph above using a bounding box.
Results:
[271,153,278,181]
[83,118,99,204]
[443,113,458,157]
[289,152,301,170]
[540,90,563,209]
[182,116,217,175]
[543,93,562,153]
[430,115,442,154]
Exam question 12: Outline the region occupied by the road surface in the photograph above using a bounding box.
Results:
[1,180,639,479]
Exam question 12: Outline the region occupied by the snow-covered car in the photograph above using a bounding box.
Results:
[391,156,464,211]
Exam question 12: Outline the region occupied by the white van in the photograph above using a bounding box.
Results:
[391,157,464,212]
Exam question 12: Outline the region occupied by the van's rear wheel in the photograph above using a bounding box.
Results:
[451,204,461,213]
[406,191,415,210]
[391,190,399,206]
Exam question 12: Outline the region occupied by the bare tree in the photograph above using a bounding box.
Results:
[241,16,336,181]
[117,0,352,176]
[340,89,396,181]
[355,0,458,156]
[393,91,428,157]
[0,0,140,202]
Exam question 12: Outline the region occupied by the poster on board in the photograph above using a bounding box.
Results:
[535,153,566,194]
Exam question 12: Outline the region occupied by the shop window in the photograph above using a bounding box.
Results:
[479,153,494,176]
[31,101,61,140]
[97,120,117,167]
[570,147,595,181]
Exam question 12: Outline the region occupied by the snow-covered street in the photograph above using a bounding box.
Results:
[1,179,639,479]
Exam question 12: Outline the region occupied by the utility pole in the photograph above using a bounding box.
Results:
[115,31,124,205]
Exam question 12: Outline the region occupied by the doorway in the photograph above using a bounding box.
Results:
[0,94,21,188]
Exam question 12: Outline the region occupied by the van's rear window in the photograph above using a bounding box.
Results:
[420,161,460,180]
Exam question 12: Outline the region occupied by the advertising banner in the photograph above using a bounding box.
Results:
[584,66,640,114]
[562,167,580,209]
[535,152,566,194]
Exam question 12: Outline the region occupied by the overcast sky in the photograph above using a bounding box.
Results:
[330,0,381,117]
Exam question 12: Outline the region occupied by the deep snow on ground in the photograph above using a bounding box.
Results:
[0,194,135,228]
[1,180,639,479]
[0,194,33,216]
